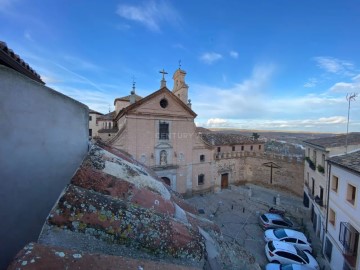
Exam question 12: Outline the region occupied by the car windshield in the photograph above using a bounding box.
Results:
[296,247,309,263]
[268,241,275,251]
[261,214,269,222]
[280,265,294,270]
[273,229,287,239]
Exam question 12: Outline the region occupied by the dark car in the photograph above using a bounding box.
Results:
[259,213,294,230]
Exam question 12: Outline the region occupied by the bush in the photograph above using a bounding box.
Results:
[317,164,325,174]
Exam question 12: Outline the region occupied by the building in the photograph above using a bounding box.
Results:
[324,150,360,270]
[89,109,103,138]
[90,68,265,195]
[303,134,360,248]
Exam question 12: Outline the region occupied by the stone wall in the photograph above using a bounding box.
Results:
[0,65,89,269]
[214,152,304,197]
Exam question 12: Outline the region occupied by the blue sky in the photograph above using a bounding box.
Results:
[1,0,359,133]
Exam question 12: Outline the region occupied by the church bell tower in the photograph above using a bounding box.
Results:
[172,67,189,105]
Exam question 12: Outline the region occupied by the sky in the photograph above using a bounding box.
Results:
[1,0,360,133]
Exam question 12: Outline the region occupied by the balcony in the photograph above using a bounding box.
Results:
[339,222,359,269]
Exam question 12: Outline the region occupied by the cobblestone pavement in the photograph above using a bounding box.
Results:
[187,184,327,270]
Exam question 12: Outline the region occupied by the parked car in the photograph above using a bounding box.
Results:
[259,213,294,230]
[265,241,319,270]
[265,263,315,270]
[264,228,312,253]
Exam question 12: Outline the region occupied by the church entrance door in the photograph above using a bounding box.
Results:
[161,177,171,186]
[221,173,229,189]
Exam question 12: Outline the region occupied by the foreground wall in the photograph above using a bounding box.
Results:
[0,65,89,269]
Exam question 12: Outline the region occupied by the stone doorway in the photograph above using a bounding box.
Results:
[221,173,229,189]
[161,177,171,186]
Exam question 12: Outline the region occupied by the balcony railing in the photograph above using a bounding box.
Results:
[339,222,359,268]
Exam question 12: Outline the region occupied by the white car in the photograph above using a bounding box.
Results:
[265,263,316,270]
[265,241,319,270]
[264,228,312,253]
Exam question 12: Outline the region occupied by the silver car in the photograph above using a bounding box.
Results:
[259,213,294,230]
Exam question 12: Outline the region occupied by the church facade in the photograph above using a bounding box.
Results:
[92,68,264,195]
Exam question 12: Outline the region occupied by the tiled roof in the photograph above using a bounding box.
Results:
[8,242,200,270]
[114,93,143,104]
[98,127,119,133]
[328,150,360,174]
[0,41,44,84]
[200,132,261,146]
[89,109,103,115]
[303,132,360,149]
[97,111,116,120]
[16,143,221,269]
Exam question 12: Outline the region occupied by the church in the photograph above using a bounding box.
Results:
[90,68,264,195]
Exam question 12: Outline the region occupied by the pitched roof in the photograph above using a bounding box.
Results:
[114,93,143,105]
[303,133,360,149]
[89,109,103,115]
[328,150,360,174]
[115,87,197,121]
[200,132,262,146]
[0,41,44,84]
[97,111,116,120]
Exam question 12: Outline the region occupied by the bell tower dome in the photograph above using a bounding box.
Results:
[172,67,189,105]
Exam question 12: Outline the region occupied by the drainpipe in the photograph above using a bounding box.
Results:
[325,162,331,233]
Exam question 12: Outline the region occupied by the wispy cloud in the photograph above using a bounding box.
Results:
[329,73,360,93]
[200,52,223,64]
[304,78,318,88]
[314,56,355,76]
[116,0,181,32]
[229,51,239,59]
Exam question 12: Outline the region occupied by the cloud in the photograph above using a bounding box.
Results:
[200,52,223,64]
[314,56,355,76]
[116,1,180,32]
[204,118,230,127]
[229,51,239,59]
[304,78,317,88]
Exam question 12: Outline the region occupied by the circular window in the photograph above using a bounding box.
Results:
[160,98,168,108]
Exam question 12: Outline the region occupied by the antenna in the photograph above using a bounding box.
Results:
[345,93,358,153]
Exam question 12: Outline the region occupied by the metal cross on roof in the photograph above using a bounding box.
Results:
[178,60,181,69]
[159,69,168,80]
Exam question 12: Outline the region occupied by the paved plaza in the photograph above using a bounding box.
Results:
[187,184,328,269]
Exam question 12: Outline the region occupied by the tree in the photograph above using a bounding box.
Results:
[252,132,260,140]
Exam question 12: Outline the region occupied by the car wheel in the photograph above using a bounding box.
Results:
[272,260,280,264]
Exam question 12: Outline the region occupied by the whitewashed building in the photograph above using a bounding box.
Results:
[324,150,360,270]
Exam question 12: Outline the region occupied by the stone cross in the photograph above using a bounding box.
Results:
[159,69,168,80]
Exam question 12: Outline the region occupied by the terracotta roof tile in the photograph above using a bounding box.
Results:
[328,150,360,174]
[200,132,262,146]
[304,132,360,149]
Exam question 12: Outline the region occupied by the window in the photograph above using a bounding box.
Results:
[320,186,324,202]
[321,154,325,167]
[241,145,244,151]
[89,129,92,137]
[346,184,356,205]
[329,208,336,226]
[200,154,205,162]
[217,147,221,153]
[159,122,169,140]
[250,145,253,151]
[259,145,261,150]
[313,150,317,165]
[324,237,333,261]
[89,115,92,121]
[160,98,168,108]
[198,174,204,185]
[332,175,339,192]
[232,146,235,151]
[311,178,315,196]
